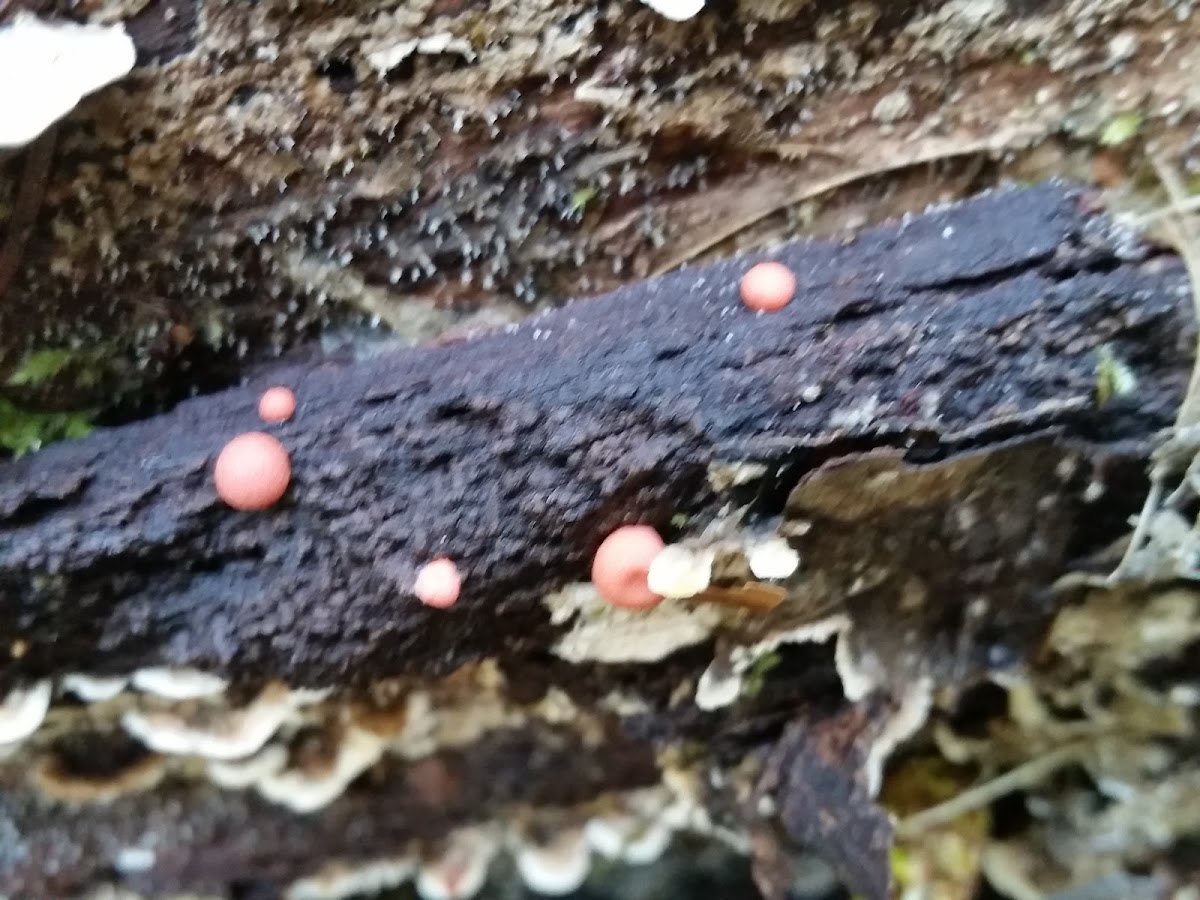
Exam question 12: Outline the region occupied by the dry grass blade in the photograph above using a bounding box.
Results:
[1109,155,1200,581]
[651,129,1039,276]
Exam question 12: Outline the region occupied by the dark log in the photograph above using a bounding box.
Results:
[1,181,1188,687]
[0,182,1194,899]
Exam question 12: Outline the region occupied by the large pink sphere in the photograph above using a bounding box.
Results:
[414,557,463,609]
[740,261,796,312]
[213,432,291,511]
[591,525,665,610]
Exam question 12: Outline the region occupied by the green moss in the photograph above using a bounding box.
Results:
[741,651,782,699]
[5,348,76,386]
[1098,112,1142,148]
[1095,344,1137,406]
[0,397,94,456]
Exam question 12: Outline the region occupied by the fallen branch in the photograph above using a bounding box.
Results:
[0,183,1194,899]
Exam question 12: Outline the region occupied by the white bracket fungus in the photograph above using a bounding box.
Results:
[584,802,675,865]
[207,744,289,790]
[130,666,228,700]
[638,0,706,22]
[121,683,306,760]
[61,673,129,703]
[257,726,385,814]
[513,828,592,897]
[0,14,137,148]
[415,826,501,900]
[286,856,416,900]
[0,680,52,744]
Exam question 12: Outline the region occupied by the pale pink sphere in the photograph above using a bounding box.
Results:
[258,386,297,424]
[739,261,796,312]
[591,525,665,610]
[213,432,291,511]
[414,557,462,609]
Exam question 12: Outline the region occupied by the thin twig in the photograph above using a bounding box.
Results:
[1107,475,1164,583]
[651,130,1038,276]
[1148,155,1200,430]
[1123,194,1200,229]
[895,743,1085,837]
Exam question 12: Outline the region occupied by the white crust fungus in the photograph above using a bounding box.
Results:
[863,677,934,797]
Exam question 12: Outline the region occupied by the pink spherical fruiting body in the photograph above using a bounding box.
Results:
[591,525,666,610]
[739,261,796,312]
[258,386,297,423]
[414,557,462,609]
[213,432,291,511]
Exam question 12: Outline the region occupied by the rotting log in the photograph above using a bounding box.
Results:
[0,182,1195,899]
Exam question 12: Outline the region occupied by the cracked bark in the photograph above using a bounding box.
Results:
[0,182,1195,899]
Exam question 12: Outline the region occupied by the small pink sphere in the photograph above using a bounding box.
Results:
[414,557,462,609]
[739,261,796,312]
[213,432,291,511]
[591,525,665,611]
[258,386,297,424]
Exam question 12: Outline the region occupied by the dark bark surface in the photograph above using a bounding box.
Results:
[0,181,1192,689]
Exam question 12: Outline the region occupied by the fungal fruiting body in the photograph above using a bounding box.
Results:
[739,261,796,312]
[414,558,462,609]
[0,681,52,744]
[416,827,499,900]
[513,828,592,896]
[213,432,292,511]
[591,525,666,610]
[259,386,297,423]
[639,0,705,20]
[0,15,136,148]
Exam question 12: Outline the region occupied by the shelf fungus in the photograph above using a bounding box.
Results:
[33,741,166,805]
[286,855,417,900]
[61,673,129,704]
[120,682,313,761]
[129,667,228,701]
[512,826,592,897]
[257,725,386,814]
[0,680,51,745]
[415,826,502,900]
